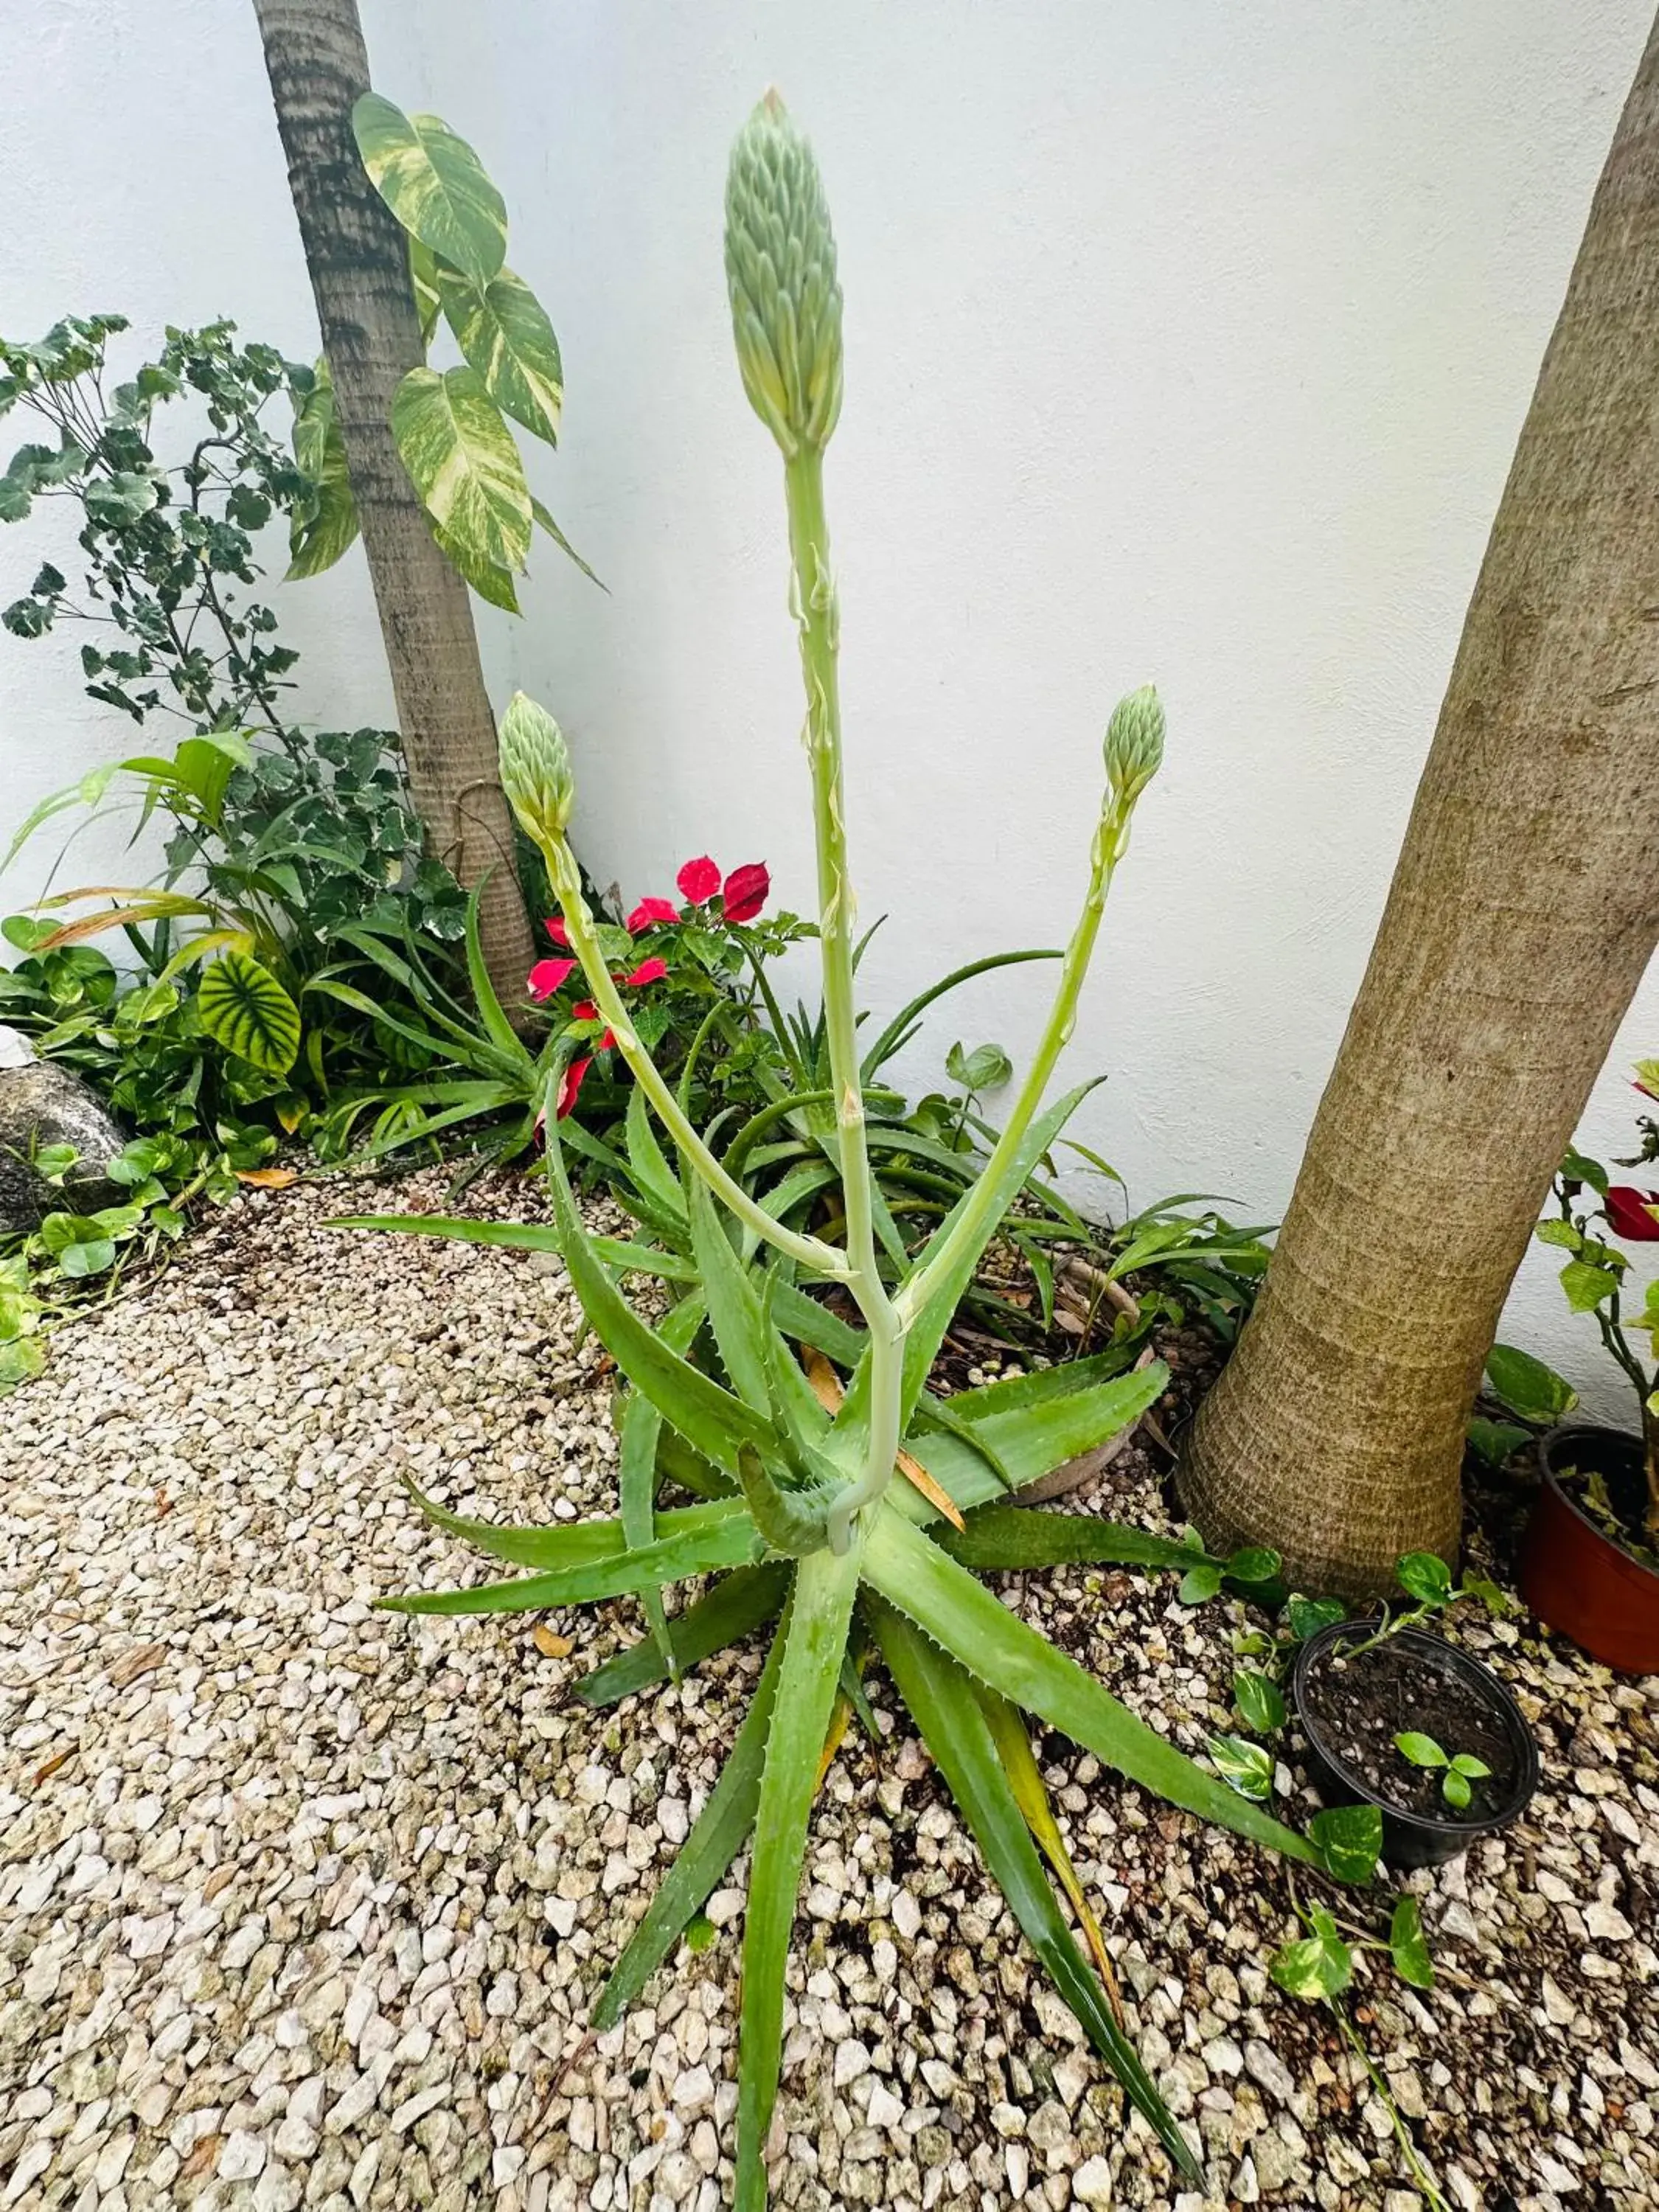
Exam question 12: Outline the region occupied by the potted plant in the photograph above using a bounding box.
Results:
[1287,1554,1539,1868]
[1489,1065,1659,1672]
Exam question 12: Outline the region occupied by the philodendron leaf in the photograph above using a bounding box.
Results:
[352,94,507,286]
[435,262,563,445]
[1233,1671,1286,1734]
[391,365,531,572]
[1287,1594,1346,1643]
[1466,1416,1533,1468]
[288,358,359,580]
[410,237,442,345]
[1178,1562,1223,1605]
[1307,1804,1382,1885]
[197,951,301,1074]
[430,518,520,612]
[1484,1342,1578,1426]
[1270,1910,1353,2000]
[1389,1896,1435,1989]
[1207,1732,1274,1803]
[1394,1552,1453,1608]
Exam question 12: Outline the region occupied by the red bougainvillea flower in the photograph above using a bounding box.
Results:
[677,855,722,905]
[721,861,770,923]
[1605,1187,1659,1242]
[622,956,669,987]
[527,956,577,1001]
[556,1057,591,1118]
[544,916,570,947]
[626,895,681,933]
[571,1000,617,1051]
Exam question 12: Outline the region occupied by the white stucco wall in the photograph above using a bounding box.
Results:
[3,0,1656,1419]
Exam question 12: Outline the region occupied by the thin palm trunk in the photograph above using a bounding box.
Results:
[1181,14,1659,1596]
[251,0,533,1005]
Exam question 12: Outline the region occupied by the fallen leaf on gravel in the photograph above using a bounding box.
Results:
[204,1865,238,1902]
[180,2135,221,2180]
[532,1625,574,1659]
[32,1747,74,1786]
[236,1166,298,1187]
[107,1641,167,1686]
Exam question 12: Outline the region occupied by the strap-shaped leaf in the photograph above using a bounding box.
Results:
[352,94,507,285]
[737,1445,833,1559]
[736,1542,862,2211]
[392,365,531,572]
[944,1343,1142,1422]
[869,1599,1199,2181]
[543,1116,772,1472]
[436,262,563,445]
[574,1563,790,1708]
[941,1501,1207,1574]
[628,1082,688,1225]
[329,1211,700,1285]
[858,948,1063,1082]
[686,1170,769,1411]
[379,1494,762,1615]
[593,1606,790,2027]
[897,1079,1102,1424]
[462,875,534,1062]
[621,1299,706,1675]
[903,1361,1169,1518]
[197,951,300,1074]
[862,1507,1314,1863]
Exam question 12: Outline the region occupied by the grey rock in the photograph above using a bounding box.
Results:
[0,1053,126,1229]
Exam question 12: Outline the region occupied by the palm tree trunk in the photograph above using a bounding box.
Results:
[251,0,533,1005]
[1181,13,1659,1598]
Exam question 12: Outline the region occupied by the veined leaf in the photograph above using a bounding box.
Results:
[736,1542,863,2211]
[352,94,507,285]
[378,1495,761,1615]
[431,515,519,611]
[391,365,531,572]
[863,1507,1315,1863]
[197,951,301,1074]
[437,262,563,445]
[869,1600,1199,2180]
[288,357,359,579]
[409,237,442,346]
[594,1609,788,2027]
[574,1563,790,1708]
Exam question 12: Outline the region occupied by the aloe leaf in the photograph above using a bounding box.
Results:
[943,1344,1142,1422]
[655,1426,733,1500]
[379,1496,762,1615]
[736,1445,834,1558]
[574,1563,790,1707]
[858,948,1062,1083]
[908,1388,1015,1491]
[593,1609,790,2026]
[686,1170,771,1412]
[627,1081,688,1225]
[769,1276,865,1366]
[863,1508,1315,1863]
[942,1502,1206,1573]
[736,1541,863,2211]
[328,1211,700,1283]
[397,1475,738,1571]
[902,1363,1169,1519]
[621,1300,706,1676]
[543,1116,773,1472]
[460,877,532,1062]
[868,1599,1200,2180]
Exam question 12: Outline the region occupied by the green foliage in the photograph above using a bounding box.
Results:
[346,91,590,604]
[1392,1730,1492,1811]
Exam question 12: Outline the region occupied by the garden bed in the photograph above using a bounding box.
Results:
[1,1170,1657,2212]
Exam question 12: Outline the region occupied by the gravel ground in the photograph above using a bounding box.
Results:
[2,1169,1658,2212]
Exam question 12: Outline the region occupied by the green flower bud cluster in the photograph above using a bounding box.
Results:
[1104,684,1166,808]
[498,689,575,850]
[724,91,844,458]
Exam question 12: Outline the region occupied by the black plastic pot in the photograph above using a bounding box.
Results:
[1291,1620,1539,1868]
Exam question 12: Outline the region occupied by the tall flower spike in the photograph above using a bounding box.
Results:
[1104,684,1166,808]
[724,91,844,458]
[498,690,575,849]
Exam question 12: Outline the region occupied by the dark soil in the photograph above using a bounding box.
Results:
[1301,1631,1521,1822]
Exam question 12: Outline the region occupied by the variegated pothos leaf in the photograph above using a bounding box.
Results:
[391,365,531,573]
[352,94,507,286]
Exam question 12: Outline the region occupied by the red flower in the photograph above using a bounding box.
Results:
[721,861,770,923]
[1606,1187,1659,1242]
[677,855,722,905]
[622,956,668,987]
[556,1057,591,1118]
[527,956,577,1001]
[544,916,570,947]
[626,896,680,933]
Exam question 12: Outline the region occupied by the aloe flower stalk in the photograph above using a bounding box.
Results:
[496,695,849,1284]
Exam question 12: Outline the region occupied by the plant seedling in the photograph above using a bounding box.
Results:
[1393,1730,1492,1812]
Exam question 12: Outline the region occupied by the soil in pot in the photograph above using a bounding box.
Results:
[1548,1430,1659,1571]
[1300,1633,1520,1823]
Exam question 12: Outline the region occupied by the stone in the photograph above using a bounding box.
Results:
[1073,2154,1115,2205]
[0,1046,127,1231]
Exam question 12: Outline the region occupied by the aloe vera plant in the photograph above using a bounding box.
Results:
[360,93,1377,2208]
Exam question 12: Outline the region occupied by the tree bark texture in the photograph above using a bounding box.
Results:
[1181,15,1659,1597]
[251,0,533,1004]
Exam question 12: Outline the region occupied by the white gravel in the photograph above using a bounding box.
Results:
[2,1169,1658,2212]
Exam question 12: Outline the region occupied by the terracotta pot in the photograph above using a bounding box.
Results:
[1520,1425,1659,1674]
